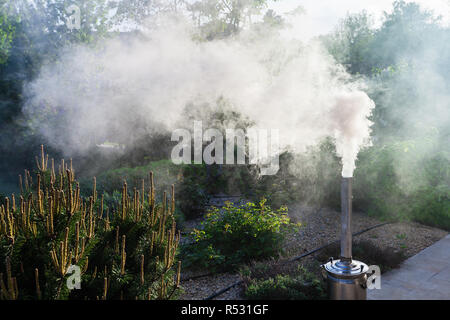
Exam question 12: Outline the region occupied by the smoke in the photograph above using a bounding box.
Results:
[22,16,374,177]
[331,92,374,177]
[368,46,450,195]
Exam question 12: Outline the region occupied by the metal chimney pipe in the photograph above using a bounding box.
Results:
[321,176,369,300]
[340,177,352,262]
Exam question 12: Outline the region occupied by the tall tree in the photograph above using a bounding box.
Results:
[0,0,16,65]
[187,0,272,39]
[370,0,441,69]
[322,11,375,75]
[0,0,113,189]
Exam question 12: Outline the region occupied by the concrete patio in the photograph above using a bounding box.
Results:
[368,234,450,300]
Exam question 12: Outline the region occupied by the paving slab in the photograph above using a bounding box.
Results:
[368,234,450,300]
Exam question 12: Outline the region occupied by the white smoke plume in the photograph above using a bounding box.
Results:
[23,17,374,177]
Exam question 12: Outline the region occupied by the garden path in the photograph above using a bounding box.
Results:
[368,234,450,300]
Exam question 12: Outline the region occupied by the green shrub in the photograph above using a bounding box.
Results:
[409,152,450,230]
[182,199,297,271]
[0,146,181,300]
[248,139,342,210]
[353,139,450,230]
[243,266,325,300]
[176,164,210,220]
[353,143,409,220]
[410,184,450,230]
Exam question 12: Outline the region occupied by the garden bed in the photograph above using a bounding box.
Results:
[179,202,448,300]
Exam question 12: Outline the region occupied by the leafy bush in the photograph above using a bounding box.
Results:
[248,139,342,210]
[176,164,210,220]
[242,265,325,300]
[182,199,297,271]
[353,138,450,230]
[410,184,450,230]
[408,152,450,230]
[0,146,181,300]
[353,143,410,220]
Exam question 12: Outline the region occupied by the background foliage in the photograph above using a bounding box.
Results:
[0,0,449,231]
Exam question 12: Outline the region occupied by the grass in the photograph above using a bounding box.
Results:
[240,260,326,300]
[82,159,184,196]
[396,233,407,240]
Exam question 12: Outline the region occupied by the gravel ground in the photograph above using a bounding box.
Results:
[285,204,447,258]
[179,201,449,300]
